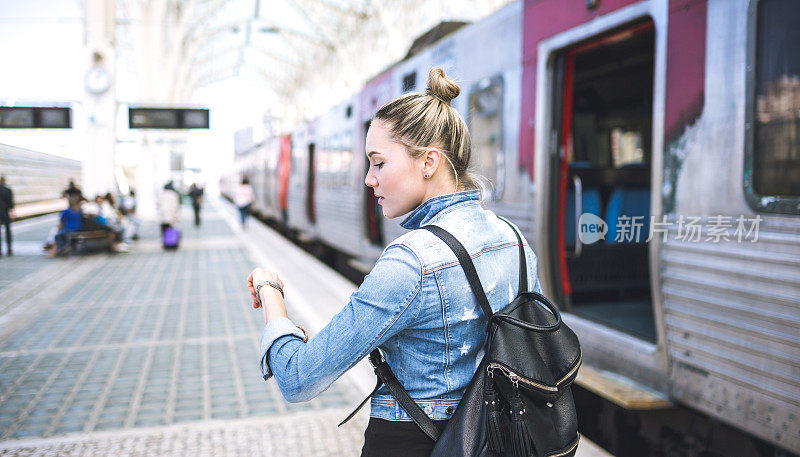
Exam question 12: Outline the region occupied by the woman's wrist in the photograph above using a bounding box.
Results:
[260,289,287,323]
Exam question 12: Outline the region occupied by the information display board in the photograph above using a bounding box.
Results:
[0,107,72,129]
[128,108,210,129]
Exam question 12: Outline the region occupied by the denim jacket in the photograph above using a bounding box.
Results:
[260,190,543,421]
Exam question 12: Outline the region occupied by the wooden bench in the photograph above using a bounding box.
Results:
[67,230,112,254]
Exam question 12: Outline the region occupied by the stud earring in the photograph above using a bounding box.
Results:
[424,173,429,178]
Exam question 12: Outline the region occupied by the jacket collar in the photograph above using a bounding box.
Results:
[400,190,481,229]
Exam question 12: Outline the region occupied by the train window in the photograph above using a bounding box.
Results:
[468,75,505,200]
[402,71,416,93]
[746,0,800,213]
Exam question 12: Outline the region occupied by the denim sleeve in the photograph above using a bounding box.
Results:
[259,243,423,403]
[259,318,306,380]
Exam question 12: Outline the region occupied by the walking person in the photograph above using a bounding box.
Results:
[0,176,14,256]
[120,190,140,241]
[189,183,204,227]
[158,181,181,250]
[245,68,544,456]
[158,181,181,235]
[234,177,255,229]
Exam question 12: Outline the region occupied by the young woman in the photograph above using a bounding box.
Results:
[247,67,543,456]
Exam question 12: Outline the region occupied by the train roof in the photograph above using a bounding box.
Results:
[403,21,470,61]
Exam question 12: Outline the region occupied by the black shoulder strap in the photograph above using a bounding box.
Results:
[497,215,528,293]
[339,349,441,442]
[424,216,528,306]
[422,225,494,319]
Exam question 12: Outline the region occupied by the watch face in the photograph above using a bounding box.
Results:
[86,66,110,94]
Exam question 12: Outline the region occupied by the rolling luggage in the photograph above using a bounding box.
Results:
[163,226,180,250]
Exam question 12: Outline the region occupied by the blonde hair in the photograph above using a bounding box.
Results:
[374,67,480,192]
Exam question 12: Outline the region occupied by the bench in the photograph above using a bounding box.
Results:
[67,230,112,254]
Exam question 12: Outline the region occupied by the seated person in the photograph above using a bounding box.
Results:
[51,204,84,256]
[50,198,128,256]
[82,196,122,241]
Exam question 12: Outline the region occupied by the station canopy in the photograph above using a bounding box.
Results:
[115,0,514,121]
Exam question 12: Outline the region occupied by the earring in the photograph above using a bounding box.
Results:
[424,173,429,178]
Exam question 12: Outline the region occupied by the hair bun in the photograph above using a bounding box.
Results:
[425,67,460,104]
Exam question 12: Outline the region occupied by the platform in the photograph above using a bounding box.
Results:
[0,199,612,456]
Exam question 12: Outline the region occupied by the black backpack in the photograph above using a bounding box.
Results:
[341,217,581,456]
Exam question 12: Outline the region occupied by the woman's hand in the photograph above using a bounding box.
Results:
[247,268,287,324]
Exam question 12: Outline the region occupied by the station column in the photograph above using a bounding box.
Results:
[82,0,117,198]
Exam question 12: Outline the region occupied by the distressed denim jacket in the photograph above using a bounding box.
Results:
[260,189,543,421]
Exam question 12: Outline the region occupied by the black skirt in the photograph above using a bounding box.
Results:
[360,417,449,457]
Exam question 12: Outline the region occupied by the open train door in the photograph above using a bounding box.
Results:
[363,119,385,246]
[545,20,657,342]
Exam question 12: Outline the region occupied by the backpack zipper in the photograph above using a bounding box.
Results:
[487,354,581,393]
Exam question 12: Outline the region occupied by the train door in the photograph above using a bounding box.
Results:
[363,119,384,246]
[548,20,656,342]
[278,135,292,226]
[306,143,317,224]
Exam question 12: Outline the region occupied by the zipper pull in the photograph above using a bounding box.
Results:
[484,367,505,453]
[508,377,531,457]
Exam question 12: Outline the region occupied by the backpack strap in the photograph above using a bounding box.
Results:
[497,215,528,293]
[424,216,528,309]
[423,225,494,320]
[339,349,442,442]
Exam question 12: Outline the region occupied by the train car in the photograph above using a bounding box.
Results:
[526,0,799,454]
[250,140,270,219]
[359,1,527,258]
[255,133,282,222]
[445,2,531,229]
[355,67,397,261]
[225,128,261,206]
[285,120,318,238]
[307,96,362,256]
[0,143,80,210]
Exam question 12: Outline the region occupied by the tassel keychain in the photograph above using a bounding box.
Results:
[484,368,505,453]
[508,375,533,457]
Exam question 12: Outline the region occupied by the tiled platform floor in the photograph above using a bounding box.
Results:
[0,205,365,454]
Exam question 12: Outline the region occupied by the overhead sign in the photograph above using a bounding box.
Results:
[128,107,209,129]
[0,107,72,129]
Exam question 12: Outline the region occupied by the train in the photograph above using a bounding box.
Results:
[0,143,81,215]
[223,0,800,455]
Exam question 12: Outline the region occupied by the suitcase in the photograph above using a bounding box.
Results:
[163,226,180,250]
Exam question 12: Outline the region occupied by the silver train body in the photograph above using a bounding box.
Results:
[0,143,80,205]
[227,0,800,453]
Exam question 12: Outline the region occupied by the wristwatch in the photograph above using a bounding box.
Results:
[256,280,284,305]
